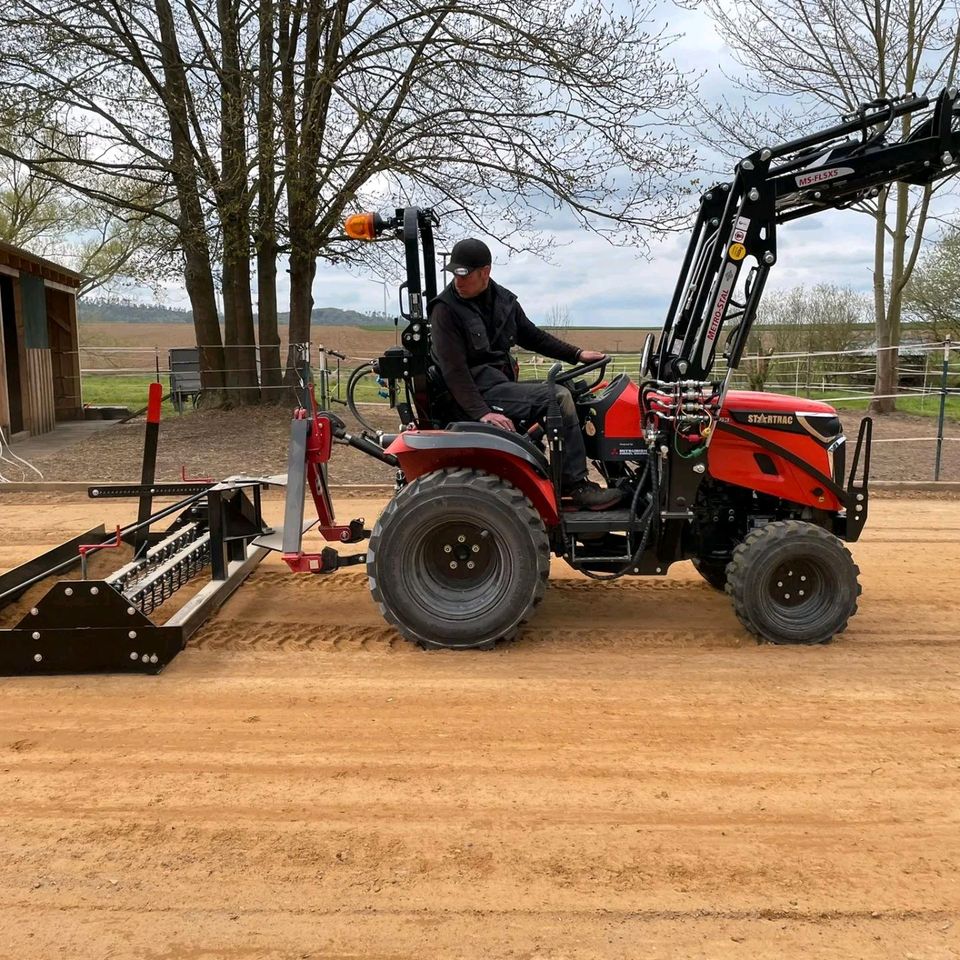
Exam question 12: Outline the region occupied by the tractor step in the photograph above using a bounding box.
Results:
[563,509,644,533]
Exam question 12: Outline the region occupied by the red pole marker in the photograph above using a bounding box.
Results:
[146,380,163,424]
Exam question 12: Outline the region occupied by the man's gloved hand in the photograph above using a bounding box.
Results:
[577,350,607,363]
[481,412,516,431]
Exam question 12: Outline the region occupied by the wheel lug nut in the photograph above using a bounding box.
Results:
[798,590,804,596]
[784,593,791,599]
[467,561,475,570]
[444,545,452,553]
[458,535,466,543]
[777,581,783,588]
[471,544,480,553]
[450,561,458,569]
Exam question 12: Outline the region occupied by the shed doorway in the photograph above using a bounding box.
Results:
[0,275,23,435]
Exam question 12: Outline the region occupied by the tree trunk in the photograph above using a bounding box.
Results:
[287,243,316,351]
[155,0,227,401]
[256,0,283,402]
[869,188,897,414]
[221,227,260,403]
[217,0,259,403]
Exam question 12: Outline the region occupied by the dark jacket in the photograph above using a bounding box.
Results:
[429,279,581,418]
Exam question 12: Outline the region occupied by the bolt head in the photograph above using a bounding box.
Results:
[90,587,99,595]
[33,653,42,663]
[467,561,475,570]
[30,608,38,616]
[742,159,755,171]
[130,652,138,660]
[763,252,775,264]
[128,631,137,640]
[127,607,136,615]
[64,587,73,597]
[457,535,466,543]
[449,561,458,570]
[443,544,452,553]
[471,544,480,553]
[32,632,40,641]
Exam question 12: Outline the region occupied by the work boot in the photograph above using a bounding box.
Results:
[565,480,623,511]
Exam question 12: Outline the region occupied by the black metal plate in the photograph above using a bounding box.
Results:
[0,625,185,676]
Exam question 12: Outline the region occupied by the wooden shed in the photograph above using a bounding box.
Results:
[0,241,83,438]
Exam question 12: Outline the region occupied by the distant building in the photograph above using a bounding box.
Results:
[0,240,83,438]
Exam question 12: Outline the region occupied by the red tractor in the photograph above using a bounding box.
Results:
[281,88,959,650]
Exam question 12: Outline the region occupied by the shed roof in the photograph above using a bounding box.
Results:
[0,239,83,288]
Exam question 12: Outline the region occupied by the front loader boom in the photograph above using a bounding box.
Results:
[654,87,960,384]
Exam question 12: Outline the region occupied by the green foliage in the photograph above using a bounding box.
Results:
[904,221,960,342]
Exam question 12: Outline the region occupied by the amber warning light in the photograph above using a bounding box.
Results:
[344,212,381,240]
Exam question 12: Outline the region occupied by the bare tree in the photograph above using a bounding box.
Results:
[749,283,870,392]
[543,304,573,331]
[0,122,173,296]
[700,0,960,413]
[0,0,698,396]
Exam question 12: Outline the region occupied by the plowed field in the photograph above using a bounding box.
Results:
[0,495,958,959]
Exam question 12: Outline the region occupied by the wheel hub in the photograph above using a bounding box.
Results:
[768,559,822,608]
[425,522,494,584]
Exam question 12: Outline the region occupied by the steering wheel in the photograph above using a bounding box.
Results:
[549,356,609,392]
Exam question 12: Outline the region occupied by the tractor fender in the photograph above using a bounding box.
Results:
[384,431,560,525]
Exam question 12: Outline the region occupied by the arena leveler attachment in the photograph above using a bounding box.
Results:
[0,383,274,675]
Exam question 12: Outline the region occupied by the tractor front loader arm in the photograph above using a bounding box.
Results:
[654,87,960,385]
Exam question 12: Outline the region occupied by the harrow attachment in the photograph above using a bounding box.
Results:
[0,383,274,676]
[0,478,271,676]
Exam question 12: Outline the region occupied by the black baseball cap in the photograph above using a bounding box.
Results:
[445,238,492,276]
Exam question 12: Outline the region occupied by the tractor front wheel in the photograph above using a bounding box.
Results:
[725,520,860,644]
[367,468,550,649]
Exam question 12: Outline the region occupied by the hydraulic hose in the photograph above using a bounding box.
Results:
[578,454,659,583]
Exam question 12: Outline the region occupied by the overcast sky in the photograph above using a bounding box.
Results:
[141,3,955,328]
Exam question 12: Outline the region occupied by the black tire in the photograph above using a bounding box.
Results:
[692,556,729,591]
[725,520,861,645]
[367,468,550,649]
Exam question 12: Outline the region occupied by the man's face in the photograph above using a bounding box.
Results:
[453,264,491,299]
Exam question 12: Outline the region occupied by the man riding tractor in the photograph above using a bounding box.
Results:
[429,237,622,510]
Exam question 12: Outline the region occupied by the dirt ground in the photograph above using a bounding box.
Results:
[0,493,958,959]
[17,403,960,485]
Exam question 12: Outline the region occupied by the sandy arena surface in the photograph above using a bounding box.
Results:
[0,494,958,959]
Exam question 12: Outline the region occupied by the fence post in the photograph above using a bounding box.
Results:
[316,345,329,409]
[934,340,950,481]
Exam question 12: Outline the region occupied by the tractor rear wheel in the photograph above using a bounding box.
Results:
[367,468,550,649]
[725,520,860,644]
[692,556,729,591]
